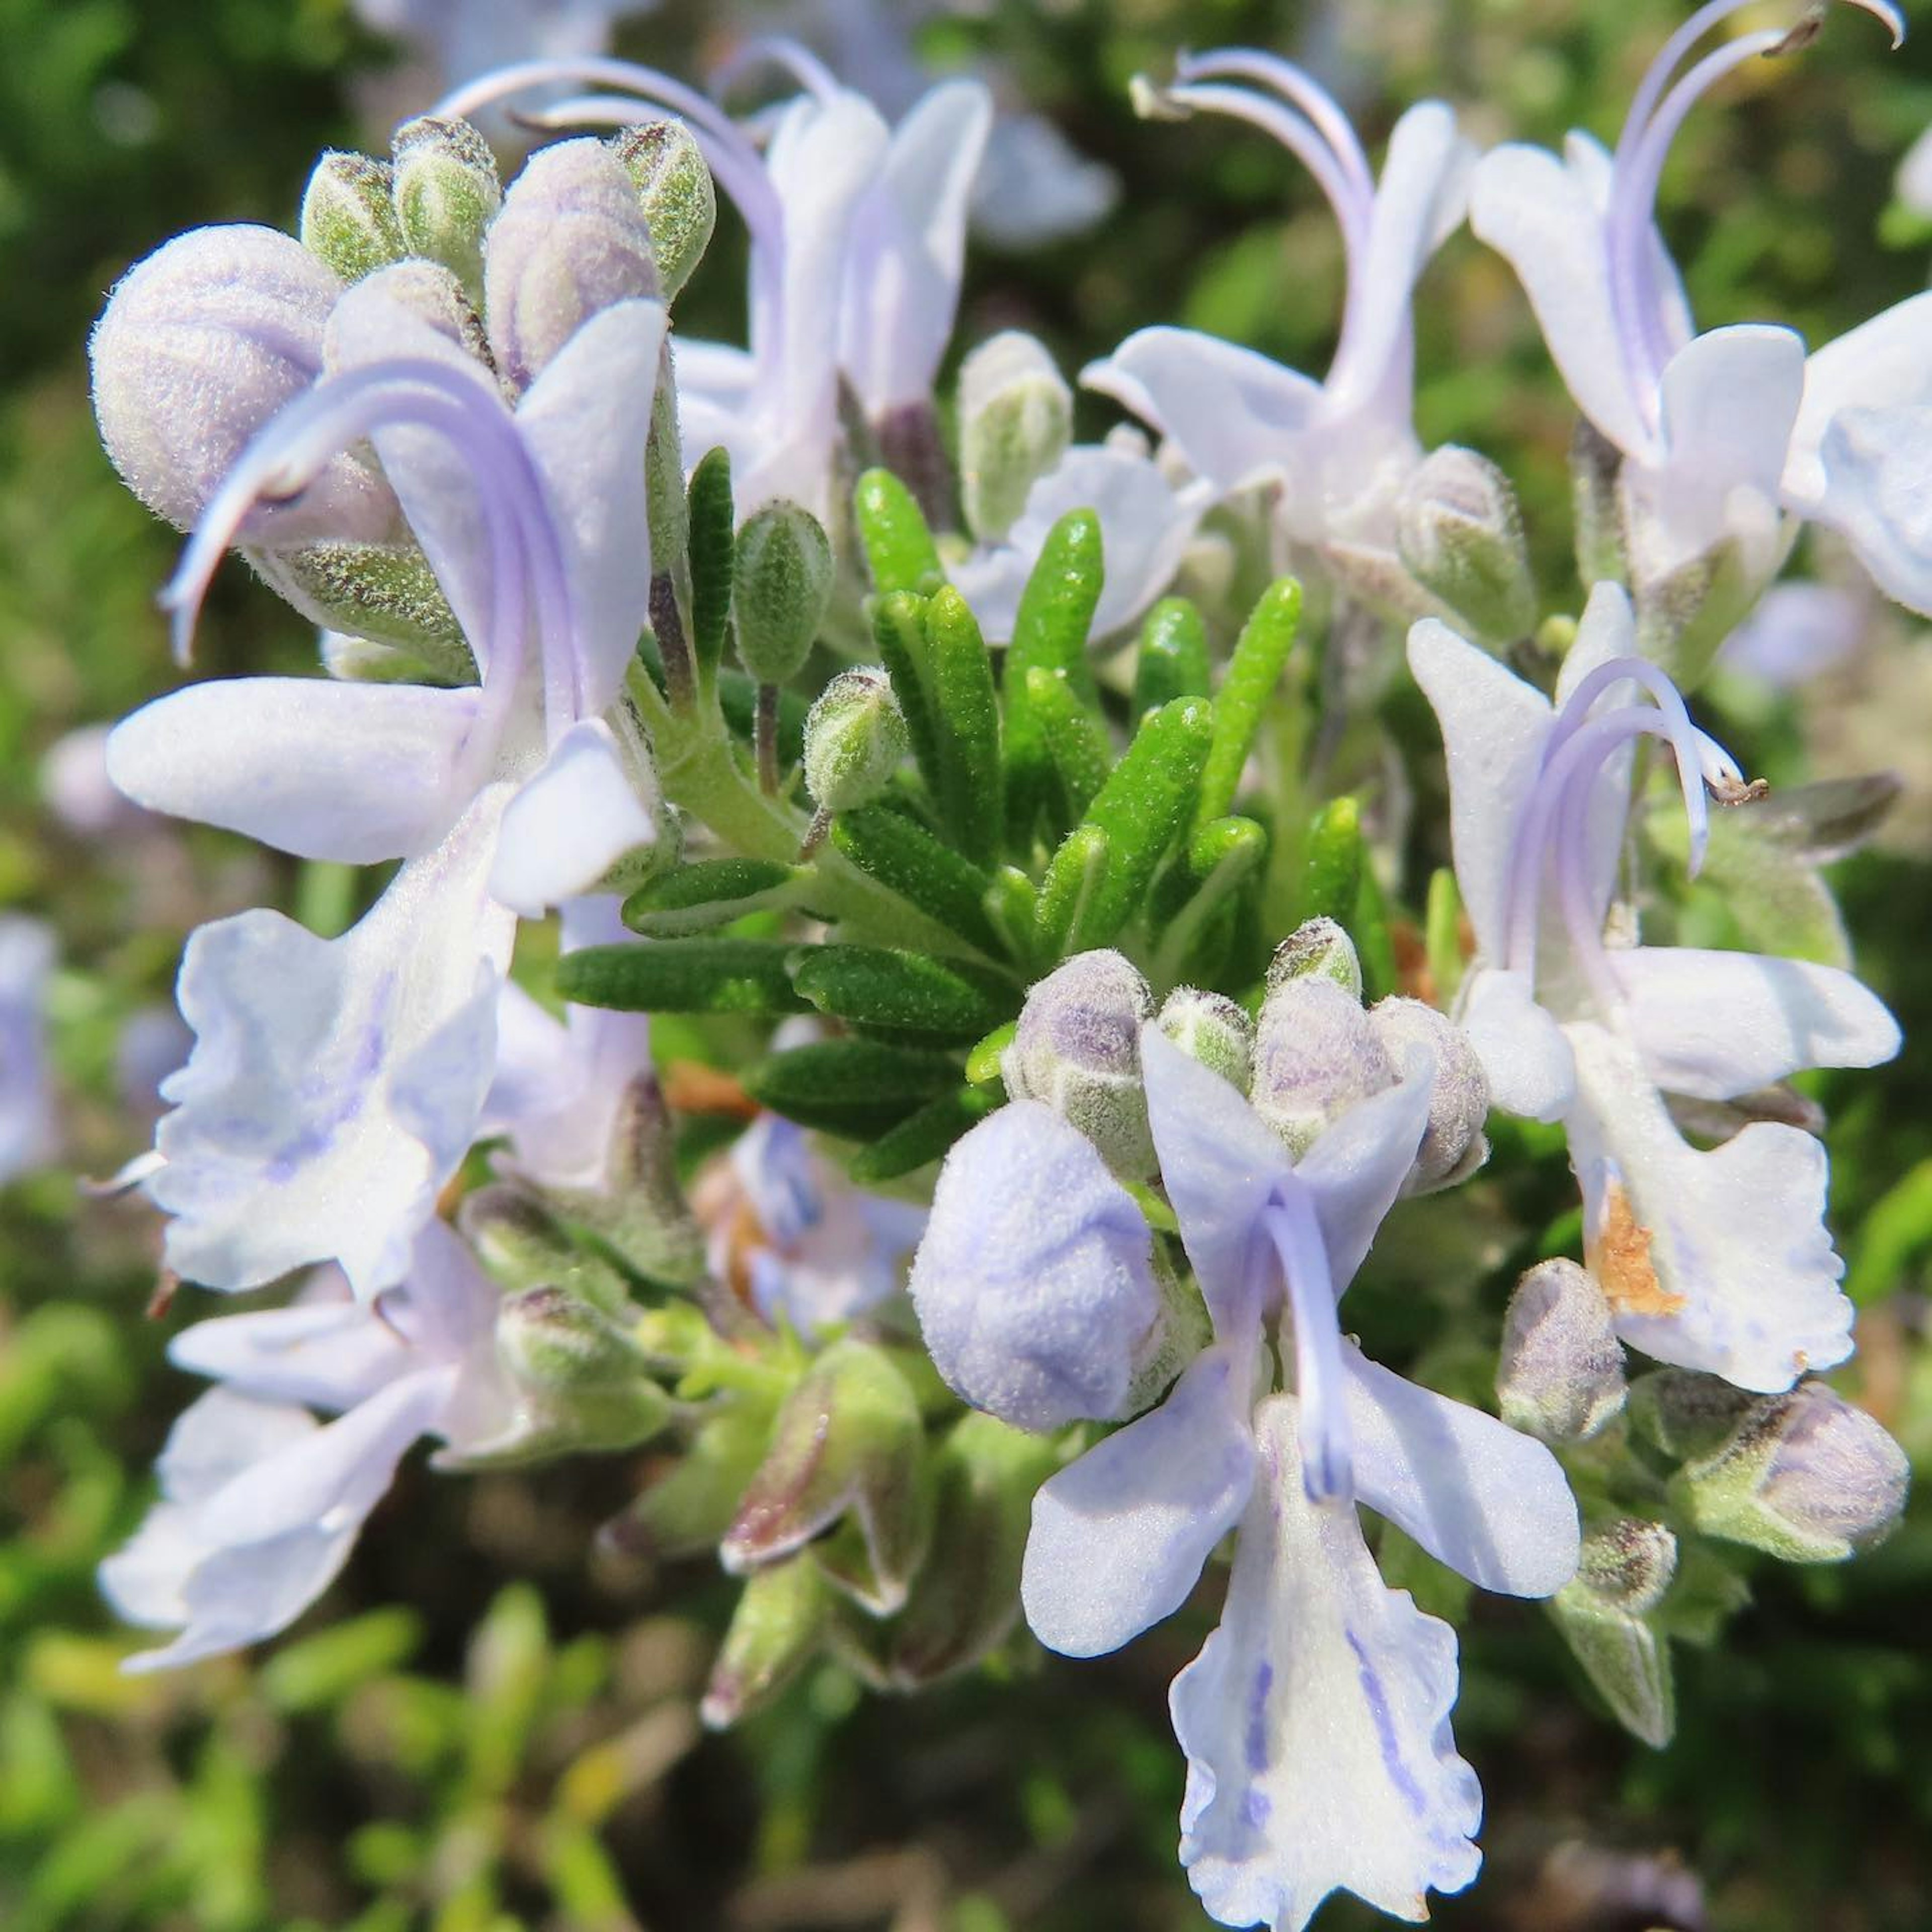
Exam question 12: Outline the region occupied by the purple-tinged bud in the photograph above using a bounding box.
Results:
[1627,1367,1755,1463]
[802,667,909,814]
[701,1556,830,1730]
[299,150,405,286]
[1265,915,1362,999]
[1156,986,1253,1092]
[1368,996,1490,1192]
[910,1100,1163,1432]
[1676,1381,1909,1564]
[393,116,502,307]
[956,331,1072,542]
[1002,950,1156,1179]
[1396,443,1536,648]
[1549,1517,1678,1748]
[1251,976,1395,1159]
[1497,1259,1626,1443]
[483,138,659,391]
[90,225,397,545]
[610,120,716,302]
[324,260,489,370]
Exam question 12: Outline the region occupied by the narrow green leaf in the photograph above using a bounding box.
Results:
[1039,697,1214,956]
[622,858,803,937]
[742,1038,964,1138]
[872,590,942,803]
[558,939,807,1015]
[965,1021,1017,1086]
[1132,597,1211,717]
[831,807,1002,954]
[1024,665,1111,822]
[1150,815,1268,988]
[923,587,1005,863]
[983,865,1039,969]
[1002,508,1104,841]
[688,445,735,683]
[854,466,943,596]
[1197,577,1304,829]
[849,1085,999,1183]
[1846,1156,1932,1306]
[790,945,1019,1039]
[1354,862,1398,1002]
[1033,822,1108,959]
[1425,867,1466,1008]
[1302,796,1363,929]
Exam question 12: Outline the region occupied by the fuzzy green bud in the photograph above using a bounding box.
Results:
[457,1182,628,1310]
[1002,950,1157,1182]
[1367,995,1490,1193]
[734,500,835,683]
[1265,916,1363,999]
[700,1556,830,1729]
[1627,1367,1756,1463]
[392,115,502,307]
[1675,1382,1909,1564]
[1156,986,1254,1091]
[1396,443,1536,647]
[1497,1259,1625,1443]
[956,330,1073,542]
[1549,1517,1679,1748]
[802,667,909,813]
[299,150,405,286]
[610,120,717,301]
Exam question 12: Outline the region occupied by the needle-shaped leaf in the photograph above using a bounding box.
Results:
[854,467,944,597]
[1132,596,1211,717]
[1301,796,1364,930]
[1196,577,1304,829]
[789,945,1019,1040]
[922,588,1004,864]
[1002,508,1103,843]
[558,939,808,1015]
[831,807,1002,955]
[848,1085,1000,1184]
[741,1037,965,1139]
[688,445,735,685]
[1025,665,1111,824]
[622,858,806,938]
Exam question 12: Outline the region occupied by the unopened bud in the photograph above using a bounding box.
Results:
[484,138,659,391]
[957,331,1073,541]
[1549,1518,1678,1748]
[299,150,405,286]
[277,544,471,682]
[1627,1367,1755,1463]
[701,1556,830,1729]
[1396,443,1536,647]
[1265,916,1362,999]
[911,1101,1163,1432]
[326,260,489,367]
[1497,1259,1626,1443]
[498,1283,649,1391]
[611,120,717,301]
[1368,996,1490,1192]
[1002,950,1156,1180]
[457,1182,630,1307]
[1251,976,1394,1159]
[734,501,835,683]
[1156,986,1254,1092]
[720,1338,928,1614]
[392,115,502,306]
[802,667,909,813]
[90,225,396,543]
[1675,1381,1909,1564]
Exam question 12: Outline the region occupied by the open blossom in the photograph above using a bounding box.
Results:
[1084,48,1474,597]
[1021,1027,1579,1930]
[1470,0,1932,626]
[100,1220,513,1671]
[105,281,667,1296]
[1409,582,1901,1391]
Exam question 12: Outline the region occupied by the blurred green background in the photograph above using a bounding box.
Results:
[3,2,1931,1927]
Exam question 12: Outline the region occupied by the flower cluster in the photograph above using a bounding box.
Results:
[83,6,1918,1928]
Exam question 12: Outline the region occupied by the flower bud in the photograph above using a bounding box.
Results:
[1264,915,1363,999]
[910,1100,1163,1432]
[1549,1518,1678,1747]
[1156,986,1254,1092]
[497,1283,650,1392]
[1002,950,1156,1180]
[1251,977,1395,1159]
[701,1556,830,1729]
[483,138,660,391]
[1675,1382,1909,1564]
[1627,1367,1755,1463]
[392,115,502,306]
[610,120,717,301]
[90,225,396,544]
[1396,443,1536,647]
[733,500,835,684]
[1496,1259,1626,1443]
[325,260,489,368]
[457,1182,629,1307]
[802,667,909,814]
[299,150,405,286]
[1367,996,1490,1192]
[956,330,1073,542]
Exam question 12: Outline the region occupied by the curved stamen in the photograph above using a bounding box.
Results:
[710,35,842,107]
[1260,1185,1352,1505]
[1612,0,1761,177]
[432,57,781,248]
[1174,46,1375,202]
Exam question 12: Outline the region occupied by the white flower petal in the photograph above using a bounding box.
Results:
[1809,404,1932,617]
[107,678,480,863]
[1786,290,1932,504]
[1172,1394,1481,1932]
[1344,1352,1579,1597]
[489,719,657,917]
[1461,968,1575,1122]
[1567,1022,1853,1392]
[168,1301,413,1413]
[1021,1343,1256,1658]
[1295,1061,1435,1291]
[1615,946,1900,1101]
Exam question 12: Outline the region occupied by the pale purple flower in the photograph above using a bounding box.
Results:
[100,1219,512,1671]
[106,282,668,1295]
[1409,583,1901,1392]
[1084,49,1473,576]
[0,917,57,1185]
[1021,1027,1579,1930]
[1470,0,1931,615]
